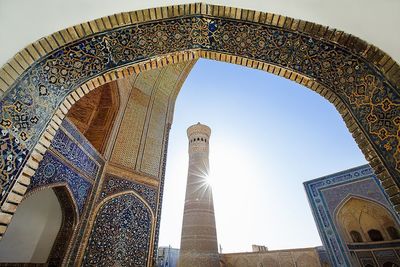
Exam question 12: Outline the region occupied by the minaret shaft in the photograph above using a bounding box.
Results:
[178,123,219,267]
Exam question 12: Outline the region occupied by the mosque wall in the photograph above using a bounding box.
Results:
[110,62,194,178]
[0,118,106,264]
[305,165,400,267]
[68,62,194,266]
[220,247,322,267]
[0,61,194,265]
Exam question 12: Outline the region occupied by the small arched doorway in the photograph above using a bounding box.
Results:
[0,186,77,265]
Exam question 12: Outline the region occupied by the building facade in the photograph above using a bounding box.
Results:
[305,165,400,267]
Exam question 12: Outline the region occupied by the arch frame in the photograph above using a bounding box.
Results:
[0,3,399,255]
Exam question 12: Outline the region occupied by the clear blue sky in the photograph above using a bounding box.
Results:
[158,58,367,253]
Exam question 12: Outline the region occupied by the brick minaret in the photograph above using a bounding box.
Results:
[178,123,219,267]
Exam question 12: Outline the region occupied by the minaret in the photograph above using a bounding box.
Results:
[178,123,219,267]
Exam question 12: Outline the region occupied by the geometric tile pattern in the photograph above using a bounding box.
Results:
[51,120,102,179]
[82,193,152,267]
[0,129,28,201]
[59,119,104,169]
[28,152,92,214]
[0,12,399,210]
[99,174,158,212]
[26,119,104,214]
[304,164,400,267]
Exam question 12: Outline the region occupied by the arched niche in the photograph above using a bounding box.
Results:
[82,192,155,267]
[336,196,400,243]
[0,2,399,248]
[0,186,77,265]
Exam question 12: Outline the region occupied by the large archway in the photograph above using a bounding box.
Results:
[0,2,399,266]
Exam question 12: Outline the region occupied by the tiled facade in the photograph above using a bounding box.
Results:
[82,193,153,266]
[26,119,104,214]
[305,165,400,267]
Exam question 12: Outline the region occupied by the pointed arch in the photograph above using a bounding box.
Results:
[335,195,400,243]
[80,190,155,267]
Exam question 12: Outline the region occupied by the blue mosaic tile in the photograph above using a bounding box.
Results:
[28,152,92,214]
[60,119,103,164]
[99,174,158,213]
[83,193,152,266]
[51,124,101,179]
[0,129,28,200]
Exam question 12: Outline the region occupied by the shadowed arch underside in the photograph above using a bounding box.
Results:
[0,3,399,245]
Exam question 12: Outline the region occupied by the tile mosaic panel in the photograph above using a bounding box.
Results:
[51,132,98,180]
[99,174,158,212]
[151,124,170,265]
[0,15,399,207]
[27,151,92,214]
[0,129,28,201]
[82,193,152,266]
[60,119,103,164]
[26,120,104,215]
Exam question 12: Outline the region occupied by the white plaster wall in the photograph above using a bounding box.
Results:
[0,0,399,66]
[0,188,62,263]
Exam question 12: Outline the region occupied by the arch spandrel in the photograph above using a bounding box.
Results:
[0,2,399,238]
